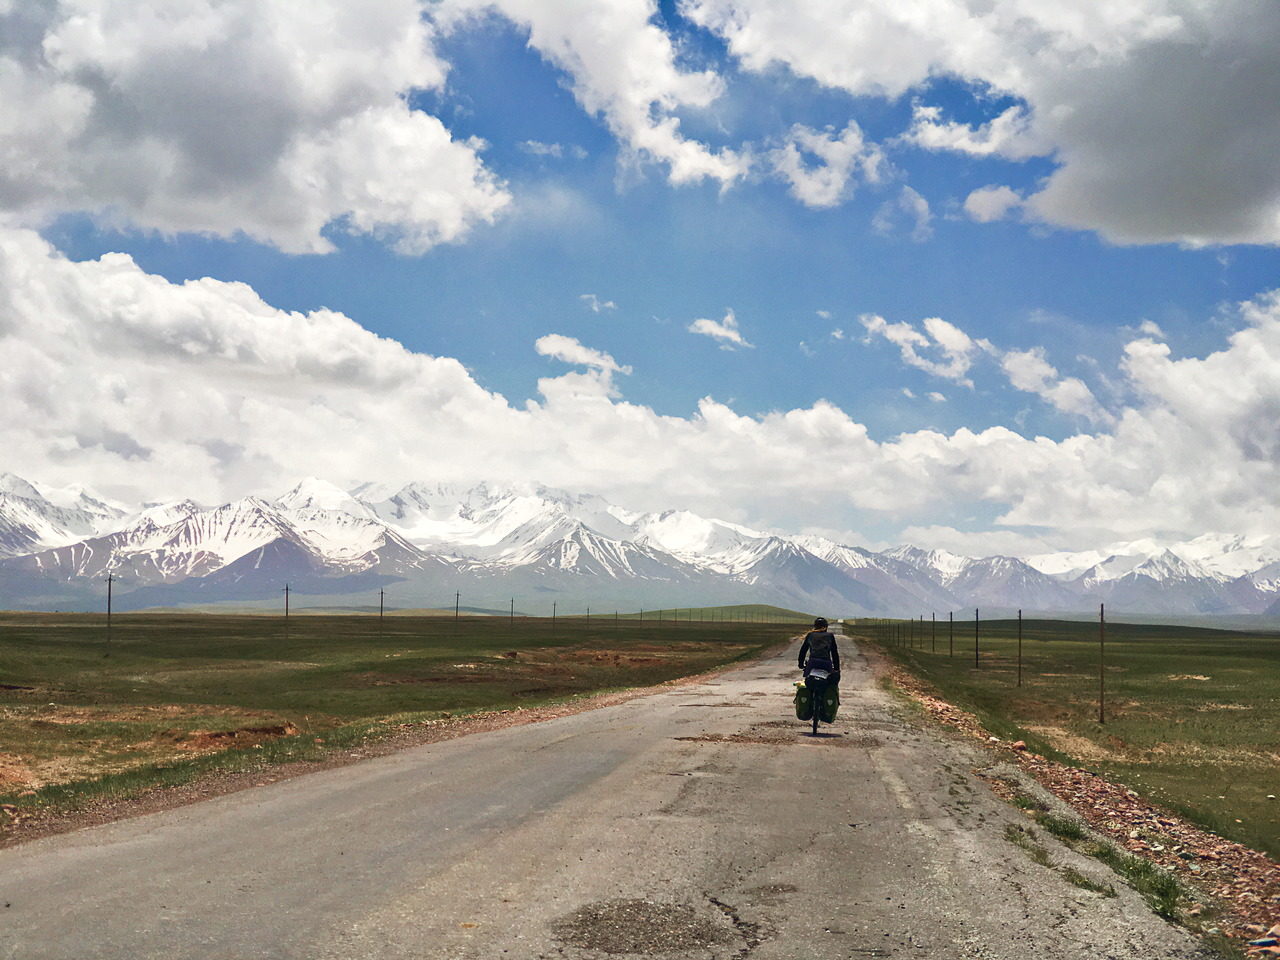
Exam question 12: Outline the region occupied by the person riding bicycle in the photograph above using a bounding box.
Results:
[798,617,840,684]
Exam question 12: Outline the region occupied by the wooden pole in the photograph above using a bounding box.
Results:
[974,608,979,668]
[949,611,954,657]
[1017,608,1023,687]
[932,612,936,652]
[105,573,114,656]
[1099,603,1106,724]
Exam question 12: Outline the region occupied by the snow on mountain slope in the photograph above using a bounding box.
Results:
[882,545,973,584]
[276,478,375,518]
[1173,533,1280,579]
[0,474,128,558]
[631,510,762,561]
[945,555,1081,610]
[4,472,1280,615]
[493,522,700,582]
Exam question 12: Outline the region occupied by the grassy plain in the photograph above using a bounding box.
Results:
[852,618,1280,858]
[0,608,798,811]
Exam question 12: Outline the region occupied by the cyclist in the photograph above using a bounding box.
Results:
[798,617,840,684]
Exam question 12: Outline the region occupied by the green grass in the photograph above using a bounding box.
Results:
[0,610,796,813]
[854,617,1280,859]
[610,603,813,624]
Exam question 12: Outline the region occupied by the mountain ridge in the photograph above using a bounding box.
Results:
[2,473,1277,616]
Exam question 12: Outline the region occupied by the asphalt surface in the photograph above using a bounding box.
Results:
[0,634,1215,959]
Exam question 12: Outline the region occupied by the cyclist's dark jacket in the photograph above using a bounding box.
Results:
[798,630,840,674]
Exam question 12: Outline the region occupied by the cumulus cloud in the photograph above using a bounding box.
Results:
[1000,348,1111,422]
[865,310,1110,421]
[682,0,1280,246]
[771,121,884,208]
[688,308,753,349]
[908,103,1049,160]
[579,293,617,313]
[435,0,747,186]
[535,334,629,373]
[6,225,1280,544]
[535,333,631,399]
[861,314,990,386]
[964,185,1023,223]
[0,0,509,253]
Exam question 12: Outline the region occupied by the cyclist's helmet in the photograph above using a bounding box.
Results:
[813,617,828,630]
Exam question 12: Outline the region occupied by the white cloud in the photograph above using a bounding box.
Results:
[928,392,946,403]
[902,387,917,399]
[964,185,1023,223]
[682,0,1280,246]
[688,308,753,349]
[898,525,1060,558]
[579,293,617,313]
[0,0,509,253]
[436,0,747,186]
[830,329,845,340]
[519,140,588,159]
[861,314,990,386]
[535,333,631,399]
[7,225,1280,546]
[1138,319,1165,339]
[535,334,629,373]
[771,121,884,208]
[873,186,933,241]
[1000,348,1111,422]
[908,103,1049,161]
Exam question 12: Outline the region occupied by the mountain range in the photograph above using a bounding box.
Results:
[3,472,1279,618]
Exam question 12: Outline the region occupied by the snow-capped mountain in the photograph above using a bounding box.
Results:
[0,472,126,558]
[2,472,1279,617]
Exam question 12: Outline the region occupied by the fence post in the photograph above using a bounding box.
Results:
[974,608,979,668]
[1017,608,1022,687]
[1099,603,1106,724]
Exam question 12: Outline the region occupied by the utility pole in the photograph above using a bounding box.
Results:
[1017,609,1023,688]
[949,611,954,657]
[105,573,114,656]
[586,606,590,626]
[379,588,384,620]
[1099,603,1106,724]
[454,592,460,619]
[931,612,936,652]
[510,597,514,626]
[552,601,557,627]
[974,608,979,668]
[284,583,290,619]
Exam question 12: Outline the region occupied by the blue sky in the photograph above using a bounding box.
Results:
[5,0,1280,554]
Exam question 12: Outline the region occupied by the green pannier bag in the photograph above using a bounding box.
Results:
[793,681,814,720]
[819,682,840,723]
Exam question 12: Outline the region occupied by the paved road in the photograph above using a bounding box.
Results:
[0,635,1212,959]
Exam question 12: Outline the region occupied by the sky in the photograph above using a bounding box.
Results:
[3,0,1280,556]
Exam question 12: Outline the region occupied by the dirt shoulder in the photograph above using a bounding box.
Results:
[861,641,1280,951]
[0,639,795,850]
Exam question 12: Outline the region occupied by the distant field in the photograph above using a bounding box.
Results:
[0,609,796,811]
[852,618,1280,858]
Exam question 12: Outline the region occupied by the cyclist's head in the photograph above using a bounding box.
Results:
[813,617,828,630]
